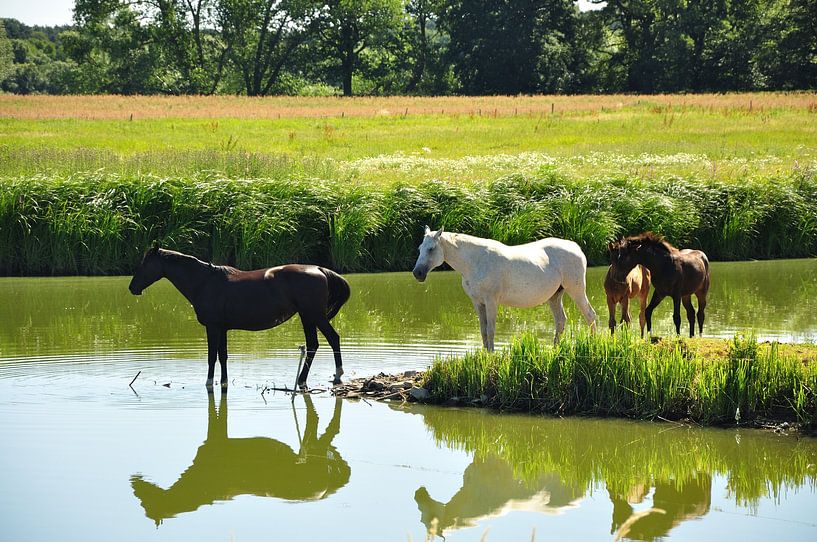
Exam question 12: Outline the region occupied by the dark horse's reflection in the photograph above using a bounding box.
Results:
[415,454,583,537]
[131,393,349,525]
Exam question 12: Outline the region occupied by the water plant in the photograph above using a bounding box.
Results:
[2,170,817,275]
[423,330,817,427]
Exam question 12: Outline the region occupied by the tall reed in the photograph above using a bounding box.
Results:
[1,170,816,275]
[424,331,817,427]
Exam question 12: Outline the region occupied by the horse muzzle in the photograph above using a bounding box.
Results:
[412,267,428,282]
[128,282,143,296]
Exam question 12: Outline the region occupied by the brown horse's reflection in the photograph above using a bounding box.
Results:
[415,454,583,538]
[131,393,349,525]
[609,474,711,541]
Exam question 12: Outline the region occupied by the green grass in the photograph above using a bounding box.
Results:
[1,104,815,182]
[2,96,816,274]
[423,331,817,427]
[2,170,817,275]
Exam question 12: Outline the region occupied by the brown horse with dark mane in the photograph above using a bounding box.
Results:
[604,263,651,337]
[608,232,710,337]
[128,245,350,390]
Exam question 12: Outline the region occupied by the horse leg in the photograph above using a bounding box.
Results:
[644,291,666,336]
[315,317,344,385]
[638,288,649,338]
[672,296,682,335]
[548,289,567,344]
[607,295,617,335]
[484,299,498,352]
[218,329,228,389]
[473,301,489,349]
[696,293,707,335]
[682,295,696,338]
[205,326,221,391]
[620,296,632,327]
[297,318,319,389]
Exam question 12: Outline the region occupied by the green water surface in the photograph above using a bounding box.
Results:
[1,260,816,541]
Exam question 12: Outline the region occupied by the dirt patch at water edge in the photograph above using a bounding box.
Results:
[331,371,432,403]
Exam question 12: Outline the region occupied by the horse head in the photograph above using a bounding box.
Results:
[412,226,445,282]
[129,243,164,295]
[608,237,641,284]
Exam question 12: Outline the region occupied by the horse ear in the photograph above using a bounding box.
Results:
[424,225,431,235]
[434,227,444,240]
[152,241,160,252]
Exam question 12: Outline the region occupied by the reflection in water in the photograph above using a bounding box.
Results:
[609,475,711,541]
[130,394,349,525]
[399,405,817,541]
[415,455,582,537]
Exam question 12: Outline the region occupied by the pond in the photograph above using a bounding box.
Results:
[1,259,817,541]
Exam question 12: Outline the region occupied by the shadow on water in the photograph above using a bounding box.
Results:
[130,393,349,525]
[397,404,817,541]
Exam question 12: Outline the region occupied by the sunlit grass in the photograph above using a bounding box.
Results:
[424,330,817,426]
[0,99,814,181]
[3,93,815,120]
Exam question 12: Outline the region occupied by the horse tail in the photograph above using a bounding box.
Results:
[322,267,351,320]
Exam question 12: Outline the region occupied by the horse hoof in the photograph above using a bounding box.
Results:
[332,377,342,386]
[220,380,229,389]
[205,379,214,390]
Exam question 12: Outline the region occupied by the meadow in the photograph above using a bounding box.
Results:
[1,93,816,275]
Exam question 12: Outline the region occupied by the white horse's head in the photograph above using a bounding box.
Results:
[412,226,445,282]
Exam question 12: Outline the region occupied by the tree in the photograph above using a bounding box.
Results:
[318,0,404,96]
[0,21,14,85]
[440,0,583,94]
[219,0,323,96]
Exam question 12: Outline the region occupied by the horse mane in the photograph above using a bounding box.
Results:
[156,248,233,273]
[623,231,676,253]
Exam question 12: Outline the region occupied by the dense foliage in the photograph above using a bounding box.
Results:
[1,0,815,95]
[2,171,816,275]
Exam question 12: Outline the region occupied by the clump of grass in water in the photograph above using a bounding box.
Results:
[424,330,817,427]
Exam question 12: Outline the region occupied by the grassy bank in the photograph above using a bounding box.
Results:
[424,332,817,427]
[2,170,817,275]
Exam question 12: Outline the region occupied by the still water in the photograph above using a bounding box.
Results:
[1,260,817,541]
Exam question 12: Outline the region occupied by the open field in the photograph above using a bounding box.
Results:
[1,93,816,182]
[424,332,817,427]
[1,94,816,274]
[3,93,816,120]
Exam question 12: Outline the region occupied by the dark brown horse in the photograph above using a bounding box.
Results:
[128,245,350,389]
[609,232,710,337]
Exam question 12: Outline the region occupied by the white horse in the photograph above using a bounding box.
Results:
[412,227,597,349]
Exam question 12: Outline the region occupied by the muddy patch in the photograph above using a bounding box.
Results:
[331,371,430,403]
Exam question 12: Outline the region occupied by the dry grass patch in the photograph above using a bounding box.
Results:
[2,93,816,120]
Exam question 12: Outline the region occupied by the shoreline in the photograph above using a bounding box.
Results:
[331,335,817,435]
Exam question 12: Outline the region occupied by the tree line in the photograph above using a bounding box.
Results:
[1,0,815,96]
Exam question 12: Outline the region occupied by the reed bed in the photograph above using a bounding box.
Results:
[2,170,817,275]
[424,331,817,427]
